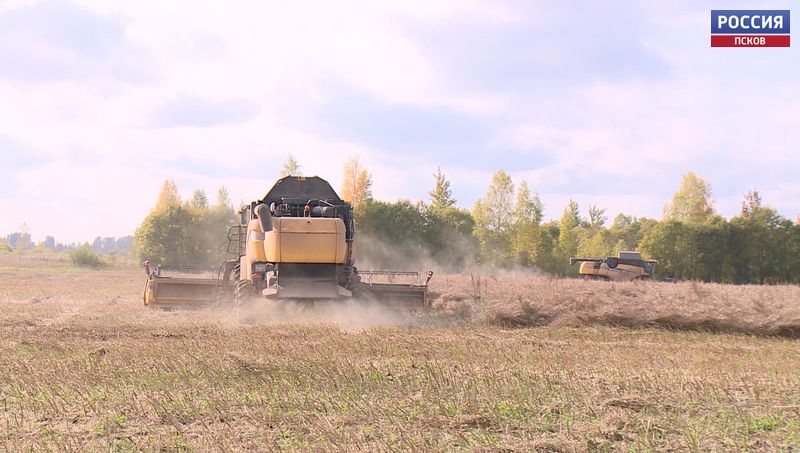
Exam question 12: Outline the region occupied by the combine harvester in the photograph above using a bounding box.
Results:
[570,251,656,282]
[143,176,432,308]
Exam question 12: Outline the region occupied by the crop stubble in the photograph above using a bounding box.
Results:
[0,262,799,451]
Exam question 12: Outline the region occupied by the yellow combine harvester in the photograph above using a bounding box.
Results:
[143,176,432,307]
[570,251,656,282]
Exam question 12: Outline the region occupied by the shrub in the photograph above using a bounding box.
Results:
[70,245,105,268]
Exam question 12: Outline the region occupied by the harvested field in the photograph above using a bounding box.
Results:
[1,260,799,451]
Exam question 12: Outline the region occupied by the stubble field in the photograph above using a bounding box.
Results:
[1,255,799,451]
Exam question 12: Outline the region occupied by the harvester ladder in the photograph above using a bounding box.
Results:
[227,225,247,256]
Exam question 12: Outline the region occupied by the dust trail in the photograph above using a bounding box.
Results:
[131,295,438,331]
[232,298,423,330]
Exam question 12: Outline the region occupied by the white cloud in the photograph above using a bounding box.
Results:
[1,0,799,244]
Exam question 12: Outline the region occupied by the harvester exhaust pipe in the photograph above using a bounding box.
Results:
[255,203,273,232]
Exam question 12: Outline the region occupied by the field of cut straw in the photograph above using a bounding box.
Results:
[1,257,799,451]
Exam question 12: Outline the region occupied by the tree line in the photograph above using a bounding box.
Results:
[134,182,238,266]
[133,155,800,284]
[350,164,800,284]
[1,224,132,256]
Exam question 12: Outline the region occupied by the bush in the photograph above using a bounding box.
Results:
[70,245,105,268]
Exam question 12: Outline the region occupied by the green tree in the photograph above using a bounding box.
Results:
[690,218,732,282]
[639,220,691,279]
[535,221,561,273]
[421,168,477,268]
[663,172,714,223]
[472,170,515,264]
[357,200,425,245]
[510,181,543,265]
[740,189,762,220]
[136,183,237,266]
[577,229,611,258]
[341,155,373,210]
[423,205,477,267]
[70,244,105,268]
[640,219,731,281]
[608,214,657,252]
[587,204,607,229]
[611,213,635,229]
[356,199,426,268]
[553,200,581,274]
[610,238,629,255]
[428,167,456,212]
[730,189,790,283]
[280,153,302,177]
[188,189,209,209]
[192,211,237,265]
[558,200,581,249]
[215,186,232,210]
[512,181,543,225]
[135,204,194,265]
[787,223,800,282]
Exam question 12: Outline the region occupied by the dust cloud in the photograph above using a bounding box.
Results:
[7,259,799,338]
[147,292,443,331]
[228,298,432,330]
[355,233,542,277]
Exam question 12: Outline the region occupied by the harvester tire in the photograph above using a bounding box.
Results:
[232,264,254,304]
[235,280,255,303]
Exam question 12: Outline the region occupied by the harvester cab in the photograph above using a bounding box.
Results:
[143,176,432,308]
[569,251,656,282]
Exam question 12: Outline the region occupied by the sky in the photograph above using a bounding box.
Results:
[1,0,798,244]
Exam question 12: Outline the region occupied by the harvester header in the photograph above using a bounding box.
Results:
[570,251,656,282]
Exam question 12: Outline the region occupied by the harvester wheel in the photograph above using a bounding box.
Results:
[235,280,255,303]
[232,263,256,314]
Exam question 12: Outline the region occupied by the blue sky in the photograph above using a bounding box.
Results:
[0,0,798,243]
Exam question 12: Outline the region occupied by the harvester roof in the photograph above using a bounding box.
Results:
[259,176,344,205]
[618,251,642,260]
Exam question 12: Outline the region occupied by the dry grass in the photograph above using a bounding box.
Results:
[433,273,800,337]
[1,262,799,451]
